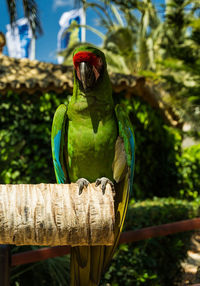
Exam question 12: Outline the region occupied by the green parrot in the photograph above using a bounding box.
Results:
[51,45,135,286]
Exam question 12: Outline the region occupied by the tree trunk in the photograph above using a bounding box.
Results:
[0,183,115,246]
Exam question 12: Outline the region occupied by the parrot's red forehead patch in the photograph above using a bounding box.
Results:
[73,51,102,69]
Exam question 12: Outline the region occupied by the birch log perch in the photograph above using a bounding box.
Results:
[0,183,115,246]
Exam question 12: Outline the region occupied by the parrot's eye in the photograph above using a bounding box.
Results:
[73,51,103,90]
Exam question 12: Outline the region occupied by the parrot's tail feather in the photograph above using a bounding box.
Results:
[70,246,104,286]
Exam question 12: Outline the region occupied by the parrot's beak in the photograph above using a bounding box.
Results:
[79,62,96,90]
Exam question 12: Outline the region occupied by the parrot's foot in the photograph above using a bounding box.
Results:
[76,178,90,195]
[95,177,115,194]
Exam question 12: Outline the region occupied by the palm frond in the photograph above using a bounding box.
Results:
[85,2,114,27]
[6,0,42,37]
[22,0,43,36]
[122,8,139,28]
[11,246,70,286]
[6,0,16,26]
[110,5,124,26]
[89,6,112,30]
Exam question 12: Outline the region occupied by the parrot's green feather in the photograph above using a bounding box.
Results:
[115,104,135,195]
[115,104,135,167]
[51,45,135,285]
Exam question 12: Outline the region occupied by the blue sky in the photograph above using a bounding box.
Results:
[0,0,165,64]
[0,0,106,63]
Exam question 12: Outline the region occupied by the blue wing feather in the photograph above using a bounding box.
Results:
[51,104,68,184]
[128,127,135,194]
[53,131,66,183]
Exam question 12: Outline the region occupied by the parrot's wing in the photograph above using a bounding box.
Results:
[102,104,135,272]
[113,103,135,195]
[51,104,68,184]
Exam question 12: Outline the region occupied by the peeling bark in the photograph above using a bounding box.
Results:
[0,183,115,246]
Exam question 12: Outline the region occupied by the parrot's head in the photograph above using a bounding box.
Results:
[73,45,107,92]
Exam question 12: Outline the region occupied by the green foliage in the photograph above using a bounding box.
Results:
[124,95,200,200]
[0,91,68,184]
[114,94,182,199]
[11,246,70,286]
[178,144,200,199]
[152,0,200,128]
[101,198,199,286]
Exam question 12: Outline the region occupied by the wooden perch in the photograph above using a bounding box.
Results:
[0,183,115,246]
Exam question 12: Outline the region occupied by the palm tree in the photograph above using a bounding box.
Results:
[5,0,42,36]
[61,0,161,73]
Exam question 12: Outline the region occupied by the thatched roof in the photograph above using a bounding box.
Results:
[0,54,181,127]
[0,54,142,94]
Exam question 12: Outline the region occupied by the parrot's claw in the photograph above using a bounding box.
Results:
[95,177,115,194]
[76,178,90,195]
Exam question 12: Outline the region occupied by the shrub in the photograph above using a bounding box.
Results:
[101,198,199,286]
[0,91,69,184]
[178,144,200,199]
[120,96,182,199]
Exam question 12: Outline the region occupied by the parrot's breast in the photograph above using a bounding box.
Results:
[66,115,117,182]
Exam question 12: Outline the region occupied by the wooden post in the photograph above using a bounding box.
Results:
[0,245,10,286]
[0,183,115,246]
